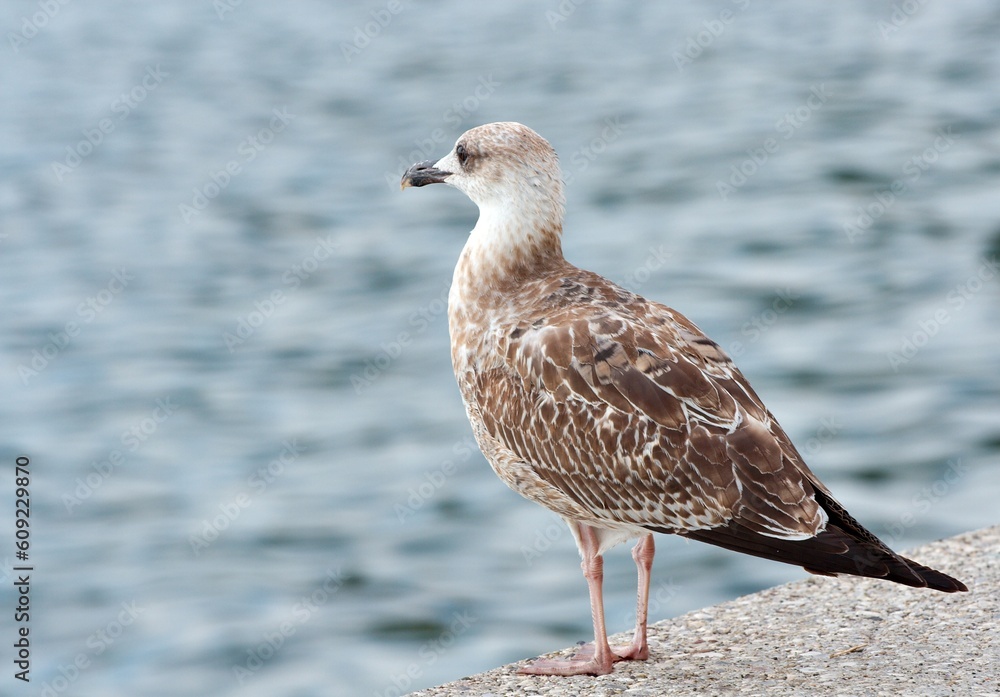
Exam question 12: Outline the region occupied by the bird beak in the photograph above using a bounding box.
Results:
[400,160,452,190]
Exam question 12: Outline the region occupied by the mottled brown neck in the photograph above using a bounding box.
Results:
[455,221,567,303]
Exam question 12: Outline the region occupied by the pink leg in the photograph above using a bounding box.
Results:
[616,533,654,661]
[517,524,618,676]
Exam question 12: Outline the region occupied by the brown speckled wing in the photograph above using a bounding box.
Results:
[479,275,827,540]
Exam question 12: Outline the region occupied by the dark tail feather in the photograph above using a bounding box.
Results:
[664,489,967,593]
[810,487,966,592]
[893,553,968,593]
[674,521,966,592]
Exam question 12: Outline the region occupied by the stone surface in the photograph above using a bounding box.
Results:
[408,526,999,696]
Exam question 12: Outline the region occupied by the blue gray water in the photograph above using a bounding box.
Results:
[1,2,999,695]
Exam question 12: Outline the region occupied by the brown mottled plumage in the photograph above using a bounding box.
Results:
[401,122,966,677]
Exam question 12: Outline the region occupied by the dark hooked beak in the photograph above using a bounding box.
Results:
[400,160,452,190]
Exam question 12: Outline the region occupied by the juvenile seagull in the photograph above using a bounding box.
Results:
[401,122,966,676]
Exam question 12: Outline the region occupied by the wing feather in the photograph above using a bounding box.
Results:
[487,283,825,538]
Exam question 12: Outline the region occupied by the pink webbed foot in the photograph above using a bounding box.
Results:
[517,642,620,676]
[517,637,650,676]
[612,638,649,661]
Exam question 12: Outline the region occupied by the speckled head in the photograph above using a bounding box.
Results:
[401,122,567,272]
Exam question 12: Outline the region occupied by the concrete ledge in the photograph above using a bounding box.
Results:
[409,525,998,696]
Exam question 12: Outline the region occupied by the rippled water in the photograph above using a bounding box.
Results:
[1,2,999,696]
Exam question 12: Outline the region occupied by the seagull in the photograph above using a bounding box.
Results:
[400,122,967,676]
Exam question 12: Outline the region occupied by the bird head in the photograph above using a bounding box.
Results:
[401,122,565,225]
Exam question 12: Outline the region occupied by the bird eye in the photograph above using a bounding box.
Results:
[456,143,469,167]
